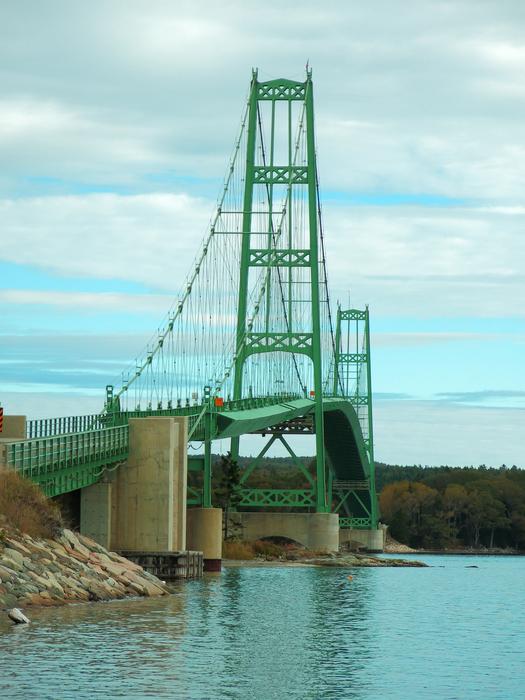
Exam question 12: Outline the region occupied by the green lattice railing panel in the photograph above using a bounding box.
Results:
[238,488,315,507]
[27,413,107,439]
[339,517,372,529]
[7,426,129,498]
[249,249,311,268]
[187,485,203,506]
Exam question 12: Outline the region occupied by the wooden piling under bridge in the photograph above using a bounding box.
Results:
[120,551,204,580]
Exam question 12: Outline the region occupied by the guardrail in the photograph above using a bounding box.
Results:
[27,413,108,439]
[7,425,129,497]
[25,393,304,439]
[6,393,312,498]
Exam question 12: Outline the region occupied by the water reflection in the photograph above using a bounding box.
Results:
[305,567,376,699]
[1,557,524,699]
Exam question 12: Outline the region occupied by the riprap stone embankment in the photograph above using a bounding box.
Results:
[0,528,169,608]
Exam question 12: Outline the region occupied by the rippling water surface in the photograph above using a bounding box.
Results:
[1,554,524,699]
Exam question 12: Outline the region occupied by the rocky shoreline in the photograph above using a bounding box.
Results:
[0,528,169,610]
[383,535,522,556]
[224,552,427,568]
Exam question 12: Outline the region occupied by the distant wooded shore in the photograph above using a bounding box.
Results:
[199,456,525,552]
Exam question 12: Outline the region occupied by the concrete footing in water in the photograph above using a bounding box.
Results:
[186,508,223,571]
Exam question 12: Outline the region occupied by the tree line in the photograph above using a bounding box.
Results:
[200,455,525,550]
[377,463,525,550]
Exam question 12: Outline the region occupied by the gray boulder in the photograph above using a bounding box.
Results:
[7,608,30,624]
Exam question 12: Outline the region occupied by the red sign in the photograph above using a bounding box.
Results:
[214,397,224,408]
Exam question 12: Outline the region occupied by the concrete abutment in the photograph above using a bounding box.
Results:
[231,512,340,552]
[80,480,112,550]
[0,415,26,440]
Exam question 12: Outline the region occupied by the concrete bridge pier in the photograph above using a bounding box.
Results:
[0,415,27,470]
[81,416,188,553]
[339,526,385,553]
[80,480,112,549]
[186,507,223,571]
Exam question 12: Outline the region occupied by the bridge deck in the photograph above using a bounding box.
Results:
[4,395,372,522]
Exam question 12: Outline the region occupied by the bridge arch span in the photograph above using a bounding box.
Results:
[232,512,339,552]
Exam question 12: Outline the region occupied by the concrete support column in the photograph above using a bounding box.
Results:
[340,527,385,553]
[80,480,112,550]
[112,416,187,552]
[0,415,27,440]
[186,507,223,571]
[308,512,340,552]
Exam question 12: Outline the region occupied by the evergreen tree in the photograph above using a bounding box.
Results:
[216,452,242,539]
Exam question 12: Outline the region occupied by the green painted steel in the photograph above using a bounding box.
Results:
[7,71,380,532]
[339,517,373,529]
[6,426,128,498]
[9,394,372,516]
[238,488,316,508]
[229,70,328,513]
[332,306,379,527]
[27,414,106,439]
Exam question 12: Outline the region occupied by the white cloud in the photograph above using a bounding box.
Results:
[0,98,167,185]
[1,1,525,197]
[372,332,504,347]
[0,192,210,291]
[374,399,524,468]
[1,0,524,467]
[0,289,172,313]
[325,204,525,316]
[1,194,524,317]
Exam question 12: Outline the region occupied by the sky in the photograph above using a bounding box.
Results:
[1,0,524,467]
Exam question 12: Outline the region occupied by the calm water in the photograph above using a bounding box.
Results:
[1,554,524,699]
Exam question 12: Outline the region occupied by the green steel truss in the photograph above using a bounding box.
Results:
[238,489,315,507]
[230,70,328,513]
[332,306,378,527]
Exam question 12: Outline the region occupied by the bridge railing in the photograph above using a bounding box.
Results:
[7,425,129,483]
[25,393,305,440]
[27,414,108,439]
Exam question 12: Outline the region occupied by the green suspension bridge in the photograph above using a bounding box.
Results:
[4,70,379,531]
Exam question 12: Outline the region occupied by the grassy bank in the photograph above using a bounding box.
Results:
[0,469,62,539]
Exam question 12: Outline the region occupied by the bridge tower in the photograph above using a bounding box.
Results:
[230,69,328,513]
[333,306,379,529]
